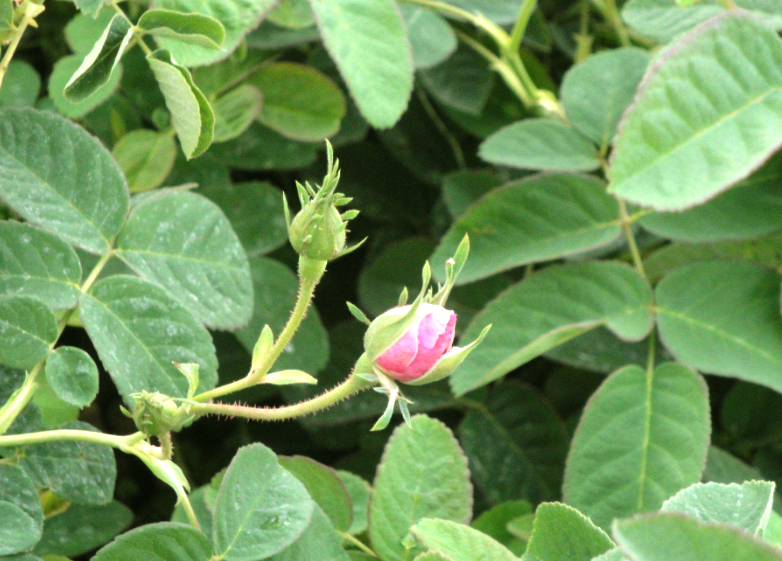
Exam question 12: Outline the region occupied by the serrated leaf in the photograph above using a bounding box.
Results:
[369,415,472,561]
[64,14,133,102]
[45,346,99,408]
[93,522,211,561]
[450,261,653,396]
[0,295,57,369]
[609,13,782,211]
[563,363,711,530]
[613,513,782,561]
[213,444,314,561]
[480,119,599,172]
[0,465,44,556]
[112,129,177,193]
[0,109,128,253]
[411,519,517,561]
[20,421,117,505]
[248,62,346,141]
[213,84,263,142]
[80,275,218,404]
[147,49,215,159]
[655,260,782,394]
[34,501,132,558]
[337,470,370,536]
[524,502,614,561]
[399,4,457,70]
[460,383,568,505]
[0,221,81,310]
[562,48,650,148]
[116,191,252,330]
[308,0,413,128]
[138,9,226,49]
[431,173,620,284]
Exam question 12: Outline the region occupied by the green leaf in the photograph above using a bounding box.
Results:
[399,4,456,70]
[45,346,99,408]
[524,502,613,561]
[0,221,81,310]
[138,9,226,49]
[0,109,129,253]
[116,191,253,330]
[65,9,115,54]
[63,14,133,102]
[279,456,353,533]
[0,465,44,556]
[0,61,41,108]
[609,13,782,211]
[661,481,775,535]
[213,444,314,561]
[431,173,620,284]
[73,0,104,18]
[307,0,413,128]
[0,366,42,438]
[612,513,782,561]
[93,522,212,561]
[213,84,263,143]
[0,295,57,369]
[267,0,314,29]
[471,501,532,556]
[704,446,766,486]
[622,0,782,44]
[248,62,346,141]
[419,44,494,116]
[80,275,218,404]
[236,257,328,374]
[49,54,123,119]
[438,0,531,25]
[450,261,653,396]
[561,48,650,148]
[411,518,518,561]
[153,0,278,67]
[267,505,349,561]
[369,415,472,561]
[459,383,568,505]
[112,129,177,193]
[442,170,503,219]
[147,49,215,159]
[170,471,222,535]
[337,470,371,536]
[34,501,133,558]
[210,121,319,171]
[563,363,711,530]
[480,119,599,171]
[655,260,782,394]
[20,421,117,505]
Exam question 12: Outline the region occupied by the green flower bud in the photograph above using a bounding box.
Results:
[129,391,193,436]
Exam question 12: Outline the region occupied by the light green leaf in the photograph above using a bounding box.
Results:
[612,513,782,561]
[0,465,44,556]
[419,43,494,115]
[65,9,115,54]
[431,173,620,284]
[73,0,104,18]
[268,505,348,561]
[439,0,533,25]
[248,62,346,141]
[93,522,212,561]
[49,54,123,119]
[563,363,711,530]
[80,275,218,404]
[609,13,782,211]
[213,444,314,561]
[147,49,215,159]
[20,421,117,505]
[267,0,314,29]
[64,14,133,102]
[0,295,57,370]
[116,191,252,330]
[213,84,263,143]
[411,519,518,561]
[524,502,613,561]
[450,261,653,396]
[561,48,650,148]
[0,221,81,310]
[460,383,568,505]
[0,61,41,108]
[138,9,226,49]
[481,119,599,171]
[0,109,129,253]
[112,129,177,193]
[400,4,456,70]
[337,470,371,536]
[704,446,766,486]
[153,0,278,67]
[471,501,532,556]
[369,415,472,561]
[34,501,133,559]
[45,346,99,408]
[655,260,782,393]
[307,0,413,128]
[662,481,774,535]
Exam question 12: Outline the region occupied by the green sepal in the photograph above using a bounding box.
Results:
[264,370,318,385]
[370,395,396,431]
[173,362,199,399]
[127,447,190,505]
[346,302,371,325]
[405,324,492,386]
[251,325,273,370]
[431,235,469,306]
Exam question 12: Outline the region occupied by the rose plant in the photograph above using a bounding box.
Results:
[1,0,782,560]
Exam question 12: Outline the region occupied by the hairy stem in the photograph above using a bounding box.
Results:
[0,1,42,91]
[0,428,136,449]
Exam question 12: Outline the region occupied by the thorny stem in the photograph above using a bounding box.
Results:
[0,1,42,91]
[0,428,140,450]
[159,431,173,460]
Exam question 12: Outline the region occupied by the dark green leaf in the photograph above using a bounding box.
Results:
[45,346,99,408]
[93,522,211,561]
[0,295,57,370]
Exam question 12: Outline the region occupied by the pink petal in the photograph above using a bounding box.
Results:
[376,323,419,374]
[403,311,457,380]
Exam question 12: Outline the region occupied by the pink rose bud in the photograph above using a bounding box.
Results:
[375,304,457,382]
